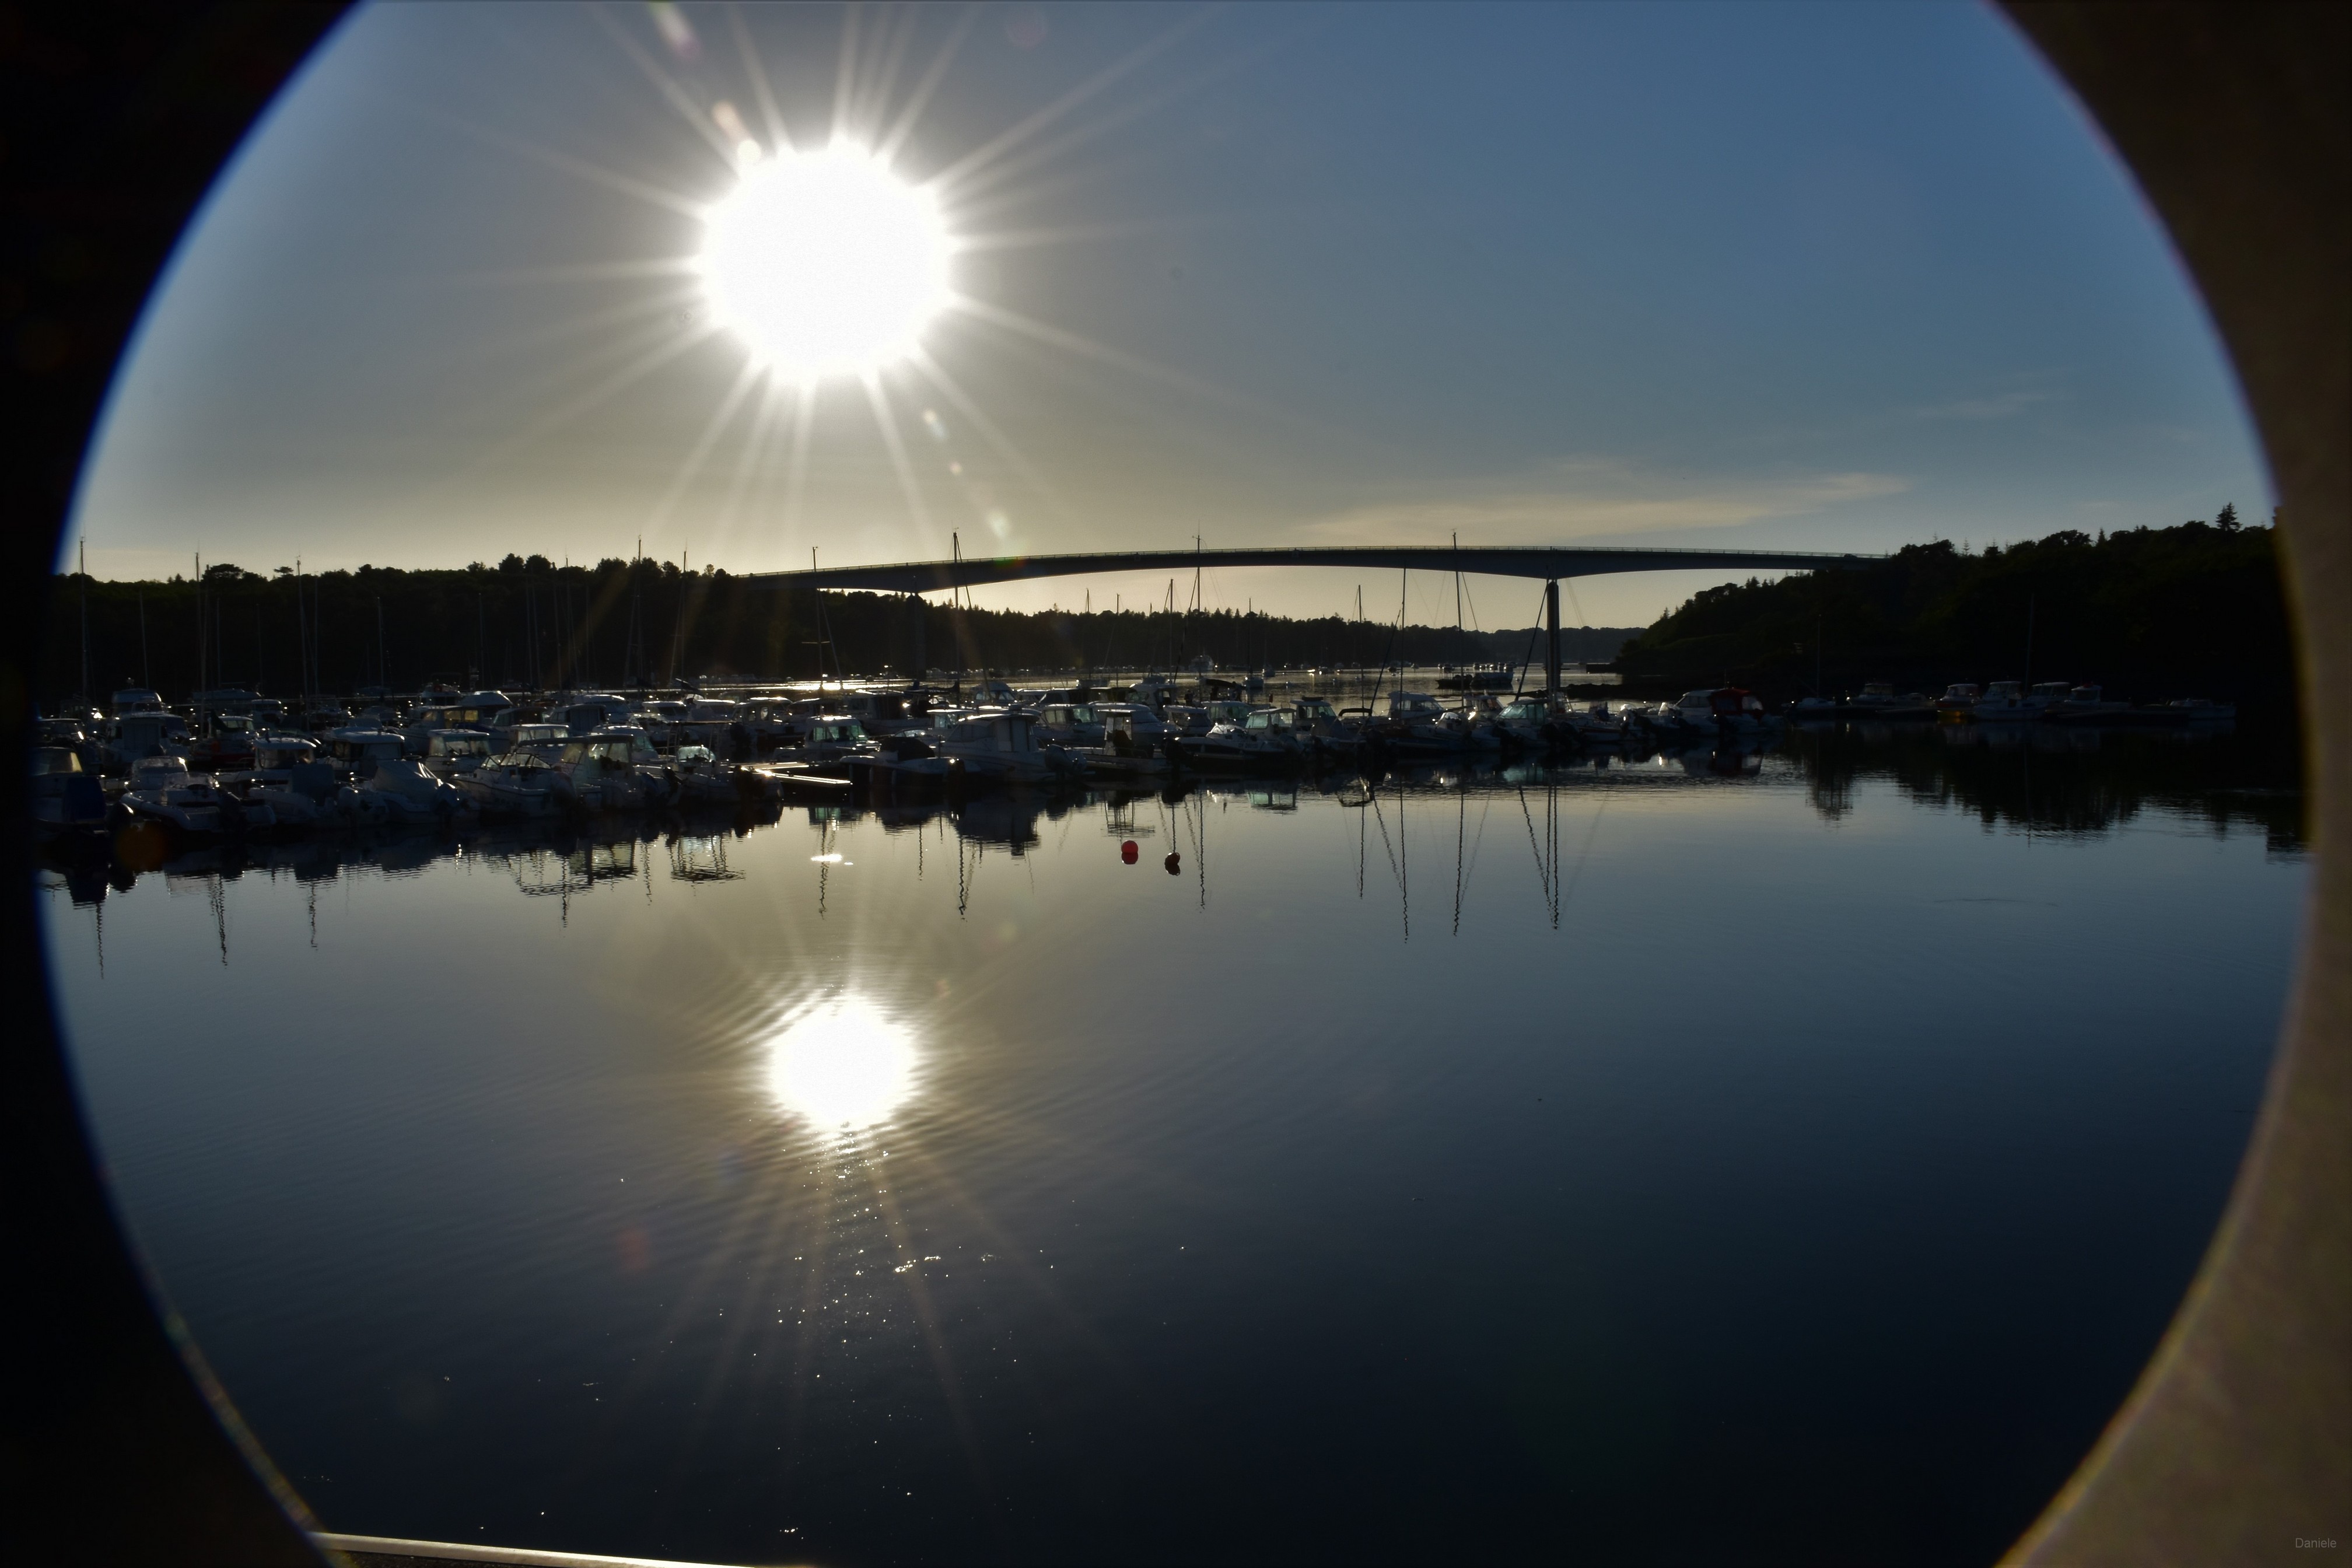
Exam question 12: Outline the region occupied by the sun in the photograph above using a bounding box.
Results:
[699,142,953,381]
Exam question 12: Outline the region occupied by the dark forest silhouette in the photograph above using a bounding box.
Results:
[40,550,1635,702]
[1614,513,2292,710]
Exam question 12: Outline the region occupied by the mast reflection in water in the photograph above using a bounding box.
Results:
[37,724,2306,1566]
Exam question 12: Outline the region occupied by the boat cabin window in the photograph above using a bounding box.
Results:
[32,749,82,775]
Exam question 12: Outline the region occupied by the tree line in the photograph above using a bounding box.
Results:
[1612,511,2294,713]
[39,550,1639,704]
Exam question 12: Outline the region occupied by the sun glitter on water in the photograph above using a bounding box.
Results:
[698,142,953,381]
[762,994,921,1132]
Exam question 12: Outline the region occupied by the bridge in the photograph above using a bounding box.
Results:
[744,542,1878,691]
[746,542,1873,597]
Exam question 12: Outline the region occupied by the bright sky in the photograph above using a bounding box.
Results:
[68,1,2267,627]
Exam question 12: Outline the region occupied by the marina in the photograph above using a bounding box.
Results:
[33,660,2255,850]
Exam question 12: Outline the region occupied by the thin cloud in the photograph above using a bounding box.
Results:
[1910,388,2059,422]
[1297,461,1909,545]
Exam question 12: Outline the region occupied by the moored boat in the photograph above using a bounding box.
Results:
[1932,682,1983,721]
[457,750,565,818]
[2043,684,2130,723]
[30,747,108,836]
[114,755,272,836]
[363,758,474,825]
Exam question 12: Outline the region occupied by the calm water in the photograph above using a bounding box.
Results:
[41,724,2306,1566]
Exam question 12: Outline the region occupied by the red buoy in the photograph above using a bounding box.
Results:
[1121,840,1139,863]
[1164,852,1182,874]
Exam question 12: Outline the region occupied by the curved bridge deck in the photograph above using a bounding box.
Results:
[746,544,1876,596]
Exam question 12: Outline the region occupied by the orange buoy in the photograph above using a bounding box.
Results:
[1121,839,1139,863]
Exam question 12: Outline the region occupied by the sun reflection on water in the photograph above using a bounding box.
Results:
[762,995,920,1133]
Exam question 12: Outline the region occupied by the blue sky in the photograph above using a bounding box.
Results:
[69,1,2267,626]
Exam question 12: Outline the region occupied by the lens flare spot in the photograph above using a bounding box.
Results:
[762,995,919,1132]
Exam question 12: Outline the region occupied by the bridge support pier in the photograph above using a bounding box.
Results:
[1545,579,1561,695]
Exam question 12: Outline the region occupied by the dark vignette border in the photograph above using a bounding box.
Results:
[0,5,2340,1564]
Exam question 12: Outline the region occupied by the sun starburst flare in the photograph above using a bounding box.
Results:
[699,142,954,382]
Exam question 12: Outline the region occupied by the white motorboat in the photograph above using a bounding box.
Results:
[670,745,746,805]
[1491,696,1560,750]
[364,758,473,824]
[1380,691,1476,754]
[555,729,682,811]
[1846,682,1936,719]
[499,722,570,761]
[1283,695,1367,759]
[767,716,880,769]
[635,699,689,748]
[738,697,817,754]
[111,686,168,715]
[424,730,498,778]
[1932,682,1983,720]
[1568,701,1630,745]
[115,755,272,835]
[1034,701,1107,747]
[1094,702,1178,757]
[1664,688,1775,737]
[965,678,1020,708]
[457,750,566,818]
[1174,706,1303,768]
[549,693,638,736]
[401,692,507,754]
[675,698,748,753]
[2161,697,2238,723]
[2045,684,2130,723]
[100,710,193,773]
[832,688,929,737]
[1971,680,2045,722]
[929,708,1073,783]
[246,757,388,828]
[323,727,408,779]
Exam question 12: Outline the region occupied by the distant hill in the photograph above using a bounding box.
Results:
[1609,516,2294,711]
